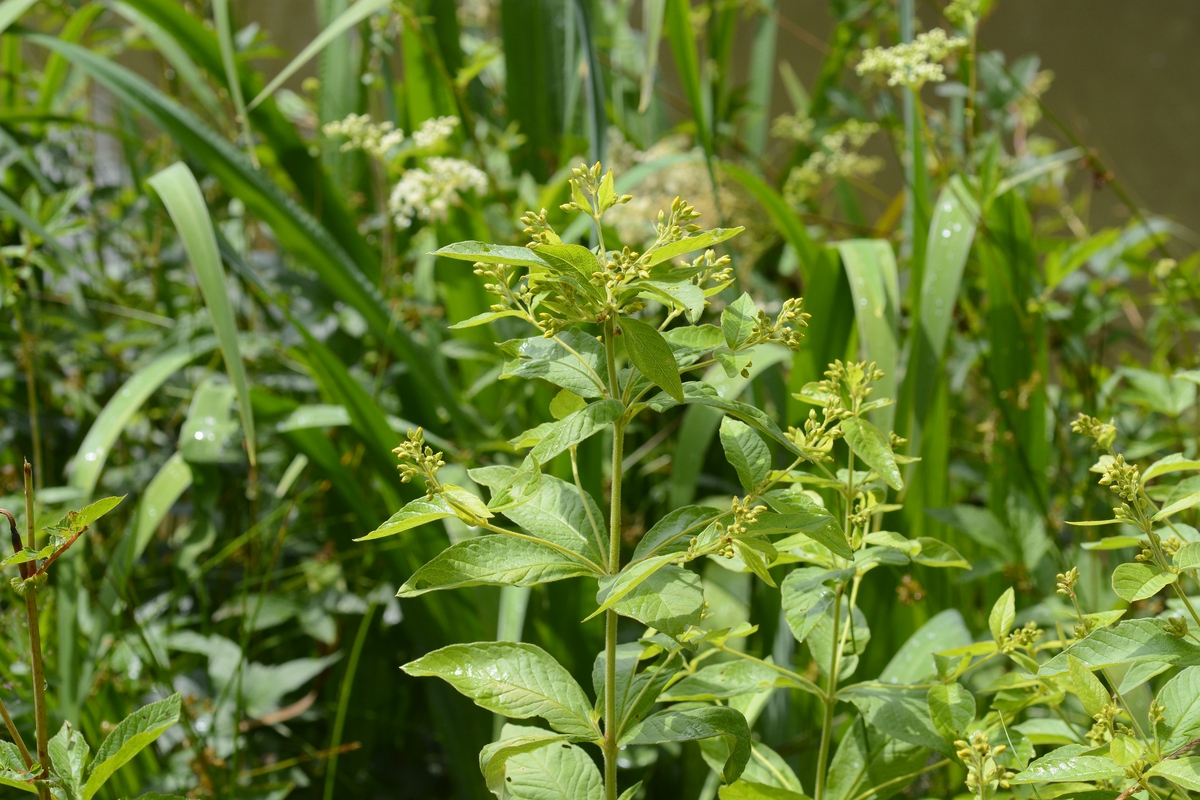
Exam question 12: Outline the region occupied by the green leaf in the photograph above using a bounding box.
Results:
[48,721,89,800]
[82,693,182,800]
[722,293,759,351]
[593,645,682,740]
[533,243,603,280]
[626,707,751,782]
[397,535,596,596]
[0,0,37,34]
[1144,453,1200,482]
[646,227,744,267]
[781,567,853,643]
[926,683,975,743]
[912,538,969,569]
[1082,535,1146,551]
[68,339,218,497]
[470,466,605,564]
[247,0,390,110]
[631,505,720,561]
[354,495,454,541]
[719,782,807,800]
[620,316,684,403]
[1148,756,1200,791]
[720,418,770,493]
[989,588,1015,644]
[841,685,951,756]
[640,281,706,323]
[649,382,801,457]
[449,309,530,329]
[1038,619,1200,676]
[501,330,607,398]
[1155,667,1200,750]
[841,418,902,491]
[598,563,704,637]
[823,727,926,800]
[147,162,256,465]
[1010,744,1123,784]
[403,642,598,738]
[56,495,124,534]
[662,659,780,702]
[179,377,239,463]
[1154,489,1200,521]
[435,240,550,268]
[504,738,604,800]
[1175,542,1200,570]
[1068,655,1110,717]
[837,239,900,431]
[478,724,569,795]
[1112,562,1177,602]
[549,389,586,420]
[527,400,624,466]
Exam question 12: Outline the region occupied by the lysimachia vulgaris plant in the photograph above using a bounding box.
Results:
[357,163,961,800]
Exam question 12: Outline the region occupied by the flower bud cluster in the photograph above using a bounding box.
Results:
[1098,455,1141,501]
[1071,413,1118,450]
[323,113,404,159]
[654,197,703,247]
[394,428,446,496]
[790,407,845,462]
[751,297,811,352]
[1055,566,1080,599]
[856,29,968,89]
[954,732,1014,798]
[999,621,1043,653]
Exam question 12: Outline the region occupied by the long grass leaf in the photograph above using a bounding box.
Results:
[68,338,218,498]
[743,0,777,156]
[0,0,36,35]
[28,34,461,430]
[148,162,257,465]
[836,239,900,430]
[35,3,105,114]
[247,0,389,112]
[638,0,665,113]
[665,0,711,157]
[211,0,256,164]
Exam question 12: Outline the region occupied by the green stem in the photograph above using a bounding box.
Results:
[814,581,844,800]
[323,604,376,800]
[603,318,625,800]
[0,689,32,770]
[22,464,50,800]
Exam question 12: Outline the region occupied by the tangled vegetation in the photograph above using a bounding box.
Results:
[2,0,1200,798]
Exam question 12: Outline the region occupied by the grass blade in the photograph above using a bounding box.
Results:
[248,0,389,112]
[743,0,778,156]
[0,0,36,35]
[148,162,257,466]
[68,338,218,498]
[836,239,900,430]
[211,0,256,165]
[638,0,665,114]
[665,0,711,157]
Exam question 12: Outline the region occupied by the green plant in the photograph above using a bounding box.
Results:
[0,463,182,800]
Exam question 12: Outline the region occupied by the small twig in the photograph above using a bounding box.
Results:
[22,463,51,800]
[30,528,84,578]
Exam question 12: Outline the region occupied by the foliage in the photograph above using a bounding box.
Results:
[1,0,1199,798]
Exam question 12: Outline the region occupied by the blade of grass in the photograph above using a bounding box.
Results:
[638,0,665,114]
[316,0,361,192]
[323,603,376,800]
[0,0,36,35]
[743,0,778,157]
[574,0,606,167]
[836,239,900,430]
[665,0,711,157]
[248,0,389,112]
[148,162,257,466]
[35,3,105,114]
[68,337,218,498]
[212,0,256,165]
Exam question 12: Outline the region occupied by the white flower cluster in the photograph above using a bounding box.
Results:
[388,157,488,229]
[322,113,405,159]
[412,116,459,149]
[783,120,883,205]
[856,29,967,89]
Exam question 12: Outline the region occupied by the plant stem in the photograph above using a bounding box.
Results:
[23,463,50,800]
[602,318,625,800]
[814,581,844,800]
[0,692,32,769]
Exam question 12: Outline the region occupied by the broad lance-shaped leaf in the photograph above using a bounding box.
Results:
[148,163,256,465]
[1010,744,1124,784]
[500,330,607,398]
[48,721,88,800]
[1144,452,1200,482]
[596,564,704,637]
[620,316,684,403]
[646,227,743,267]
[402,642,599,738]
[927,683,975,743]
[1176,542,1200,570]
[1112,562,1177,602]
[534,243,604,281]
[648,382,801,456]
[631,505,721,561]
[504,738,604,800]
[397,535,597,596]
[479,724,569,795]
[840,417,902,491]
[1148,756,1200,791]
[721,292,758,351]
[434,240,551,268]
[625,707,751,782]
[989,587,1015,644]
[719,781,807,800]
[1155,666,1200,749]
[1038,619,1200,676]
[82,693,182,800]
[526,400,624,467]
[593,646,682,739]
[840,685,953,756]
[51,495,124,534]
[470,465,606,564]
[355,494,454,541]
[720,418,769,492]
[0,740,36,795]
[662,659,779,702]
[782,568,854,643]
[1068,655,1109,717]
[1155,488,1200,521]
